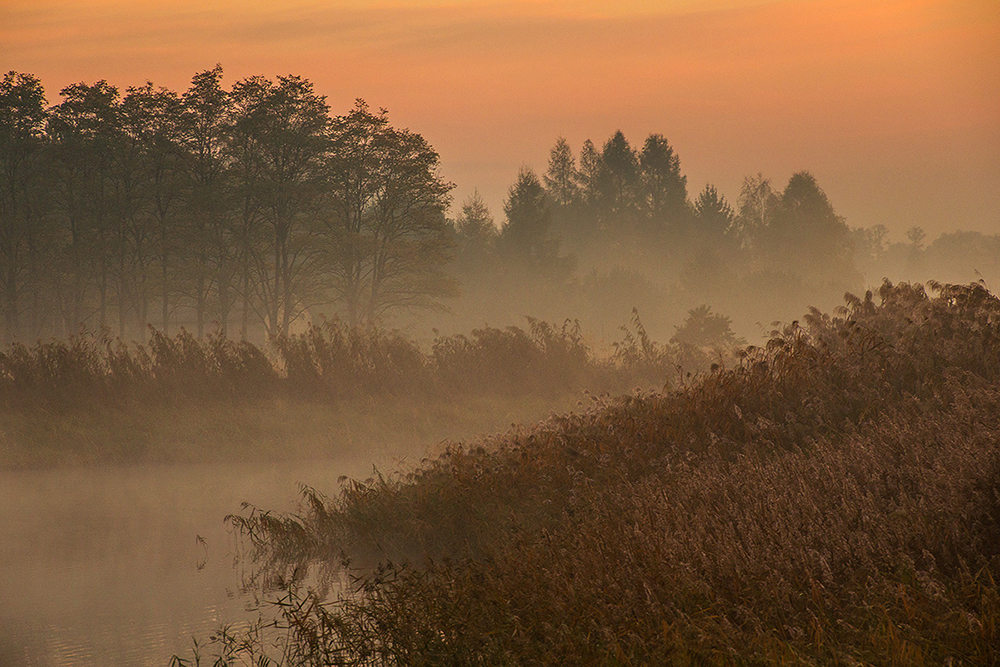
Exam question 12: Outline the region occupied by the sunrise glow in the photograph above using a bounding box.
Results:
[3,0,998,235]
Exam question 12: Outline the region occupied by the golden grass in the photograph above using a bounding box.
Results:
[194,281,1000,666]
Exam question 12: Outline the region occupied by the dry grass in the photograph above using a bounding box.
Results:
[195,280,1000,666]
[0,316,723,469]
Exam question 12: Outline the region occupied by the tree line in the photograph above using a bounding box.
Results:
[0,67,454,343]
[7,67,989,346]
[455,131,853,277]
[448,130,861,337]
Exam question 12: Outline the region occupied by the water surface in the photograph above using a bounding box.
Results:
[0,451,409,666]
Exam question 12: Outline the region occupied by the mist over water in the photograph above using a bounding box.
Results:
[0,455,399,666]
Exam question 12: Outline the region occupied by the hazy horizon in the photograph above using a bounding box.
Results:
[3,4,1000,663]
[3,0,998,241]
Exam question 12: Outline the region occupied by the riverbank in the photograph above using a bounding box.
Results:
[0,316,727,470]
[216,281,1000,665]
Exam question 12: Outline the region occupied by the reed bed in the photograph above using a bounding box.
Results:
[0,317,709,410]
[187,281,1000,666]
[0,316,723,467]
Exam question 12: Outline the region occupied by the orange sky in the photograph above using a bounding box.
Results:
[2,0,998,239]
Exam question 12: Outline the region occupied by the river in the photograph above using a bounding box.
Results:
[0,451,412,666]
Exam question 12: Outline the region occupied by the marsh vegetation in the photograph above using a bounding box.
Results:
[171,281,1000,666]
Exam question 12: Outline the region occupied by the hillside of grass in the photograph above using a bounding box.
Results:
[195,280,1000,666]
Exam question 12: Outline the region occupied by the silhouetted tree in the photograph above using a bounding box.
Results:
[363,123,455,322]
[454,189,497,261]
[765,171,856,287]
[47,80,121,333]
[241,75,330,337]
[594,131,640,230]
[692,184,734,239]
[112,84,166,339]
[227,76,271,339]
[326,100,455,326]
[637,133,688,236]
[577,139,600,208]
[128,84,185,335]
[180,65,230,338]
[770,173,845,247]
[500,167,573,281]
[850,223,889,283]
[0,72,48,341]
[733,173,778,257]
[543,136,579,208]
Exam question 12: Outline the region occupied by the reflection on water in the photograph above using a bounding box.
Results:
[0,453,397,667]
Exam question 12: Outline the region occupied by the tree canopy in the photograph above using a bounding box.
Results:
[0,68,455,341]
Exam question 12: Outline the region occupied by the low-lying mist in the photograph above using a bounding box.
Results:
[0,312,739,469]
[3,67,999,667]
[181,280,1000,666]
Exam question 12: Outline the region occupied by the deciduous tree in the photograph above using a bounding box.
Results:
[0,72,48,340]
[325,101,455,326]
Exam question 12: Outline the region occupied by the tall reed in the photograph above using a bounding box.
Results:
[203,281,1000,666]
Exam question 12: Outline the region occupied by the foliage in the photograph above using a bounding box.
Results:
[671,304,743,349]
[499,167,568,279]
[0,69,455,343]
[209,281,1000,666]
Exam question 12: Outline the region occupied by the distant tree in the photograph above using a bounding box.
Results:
[0,72,48,341]
[227,75,272,339]
[124,83,185,335]
[326,100,455,326]
[769,172,846,249]
[850,223,889,284]
[543,136,579,208]
[364,124,455,322]
[851,224,888,260]
[454,189,497,256]
[180,65,230,338]
[107,83,190,339]
[766,171,856,286]
[565,138,602,244]
[637,133,688,235]
[692,184,734,238]
[905,225,927,276]
[671,304,742,348]
[925,231,1000,286]
[500,167,573,280]
[577,139,600,207]
[501,167,550,259]
[906,226,926,250]
[239,75,330,337]
[595,130,639,225]
[857,224,889,258]
[47,80,122,333]
[733,173,778,253]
